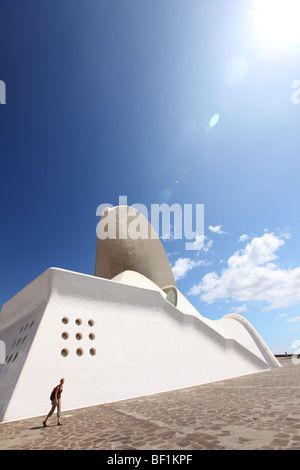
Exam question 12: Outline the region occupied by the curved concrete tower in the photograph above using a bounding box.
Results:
[95,205,177,305]
[95,206,176,289]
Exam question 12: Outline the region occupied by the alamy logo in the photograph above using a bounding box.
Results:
[0,80,6,104]
[291,80,300,104]
[96,196,204,251]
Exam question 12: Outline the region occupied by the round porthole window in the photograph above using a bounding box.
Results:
[89,333,95,340]
[89,348,96,356]
[61,349,69,357]
[76,333,83,340]
[88,319,94,327]
[75,318,82,326]
[62,317,69,324]
[76,348,83,357]
[62,332,69,340]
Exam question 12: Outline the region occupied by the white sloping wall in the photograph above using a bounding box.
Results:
[0,268,279,423]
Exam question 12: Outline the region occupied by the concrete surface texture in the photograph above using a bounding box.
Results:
[1,357,300,450]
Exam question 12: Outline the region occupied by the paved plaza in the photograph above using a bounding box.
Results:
[1,357,300,450]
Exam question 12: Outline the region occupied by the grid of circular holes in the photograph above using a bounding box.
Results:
[60,317,96,357]
[7,320,35,364]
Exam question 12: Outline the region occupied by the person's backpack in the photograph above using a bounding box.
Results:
[50,387,56,401]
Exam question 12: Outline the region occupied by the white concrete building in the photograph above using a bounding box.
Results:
[0,206,280,423]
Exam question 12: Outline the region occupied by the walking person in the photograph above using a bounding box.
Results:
[43,378,65,427]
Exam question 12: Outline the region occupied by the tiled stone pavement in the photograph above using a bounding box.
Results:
[1,358,300,450]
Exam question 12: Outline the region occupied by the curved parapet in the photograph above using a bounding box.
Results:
[112,270,163,293]
[221,313,281,368]
[95,206,177,301]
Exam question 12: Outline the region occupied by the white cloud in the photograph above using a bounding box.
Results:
[172,257,205,281]
[188,234,213,253]
[239,234,250,242]
[229,304,248,314]
[286,316,300,323]
[275,313,287,320]
[188,232,300,311]
[208,225,226,234]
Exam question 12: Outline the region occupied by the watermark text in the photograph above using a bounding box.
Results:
[291,80,300,104]
[96,196,204,251]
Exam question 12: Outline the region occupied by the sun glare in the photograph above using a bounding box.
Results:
[254,0,300,49]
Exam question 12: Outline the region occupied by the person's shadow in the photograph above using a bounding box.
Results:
[30,425,55,429]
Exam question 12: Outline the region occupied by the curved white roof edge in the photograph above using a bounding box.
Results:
[218,313,281,368]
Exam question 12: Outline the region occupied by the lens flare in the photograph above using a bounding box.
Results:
[254,0,300,49]
[209,113,220,128]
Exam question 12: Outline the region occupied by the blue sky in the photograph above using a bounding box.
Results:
[1,0,300,354]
